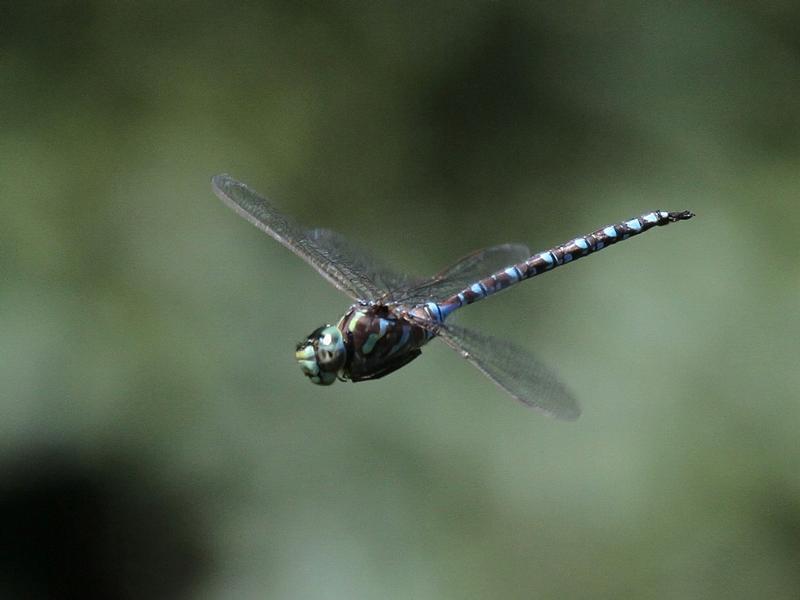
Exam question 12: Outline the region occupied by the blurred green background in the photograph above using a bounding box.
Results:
[2,2,800,598]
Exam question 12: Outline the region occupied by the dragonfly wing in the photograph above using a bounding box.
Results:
[391,243,531,304]
[213,174,389,301]
[308,228,420,296]
[434,321,580,420]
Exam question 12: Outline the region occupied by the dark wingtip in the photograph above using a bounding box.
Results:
[667,210,695,222]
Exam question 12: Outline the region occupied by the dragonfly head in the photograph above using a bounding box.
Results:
[295,325,346,385]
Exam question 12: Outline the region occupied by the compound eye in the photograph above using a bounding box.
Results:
[295,325,346,386]
[318,348,335,364]
[315,326,345,370]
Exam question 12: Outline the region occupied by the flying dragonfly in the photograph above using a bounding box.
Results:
[212,174,693,420]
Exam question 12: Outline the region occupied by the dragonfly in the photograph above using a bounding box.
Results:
[212,174,693,420]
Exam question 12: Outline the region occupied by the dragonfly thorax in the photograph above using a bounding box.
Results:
[336,304,430,382]
[295,325,346,385]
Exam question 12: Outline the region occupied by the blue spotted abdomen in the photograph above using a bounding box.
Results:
[440,210,694,310]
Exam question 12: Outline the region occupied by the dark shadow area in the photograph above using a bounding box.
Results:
[0,446,209,600]
[415,7,593,196]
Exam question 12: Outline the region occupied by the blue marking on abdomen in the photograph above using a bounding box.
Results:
[426,302,444,322]
[539,252,555,267]
[437,302,457,320]
[603,226,617,238]
[574,238,589,250]
[643,212,658,224]
[470,283,484,296]
[504,266,521,282]
[625,218,642,231]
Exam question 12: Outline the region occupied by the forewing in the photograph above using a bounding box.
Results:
[213,174,388,300]
[435,321,580,420]
[308,228,419,296]
[391,243,531,304]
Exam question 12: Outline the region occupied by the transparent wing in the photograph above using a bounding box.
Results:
[390,243,531,304]
[307,228,419,296]
[213,174,397,301]
[434,321,580,420]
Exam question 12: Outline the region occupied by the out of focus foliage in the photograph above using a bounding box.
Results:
[2,2,799,598]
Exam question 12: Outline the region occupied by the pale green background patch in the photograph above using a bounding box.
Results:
[2,2,799,599]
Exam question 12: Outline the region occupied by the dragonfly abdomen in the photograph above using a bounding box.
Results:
[442,210,694,310]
